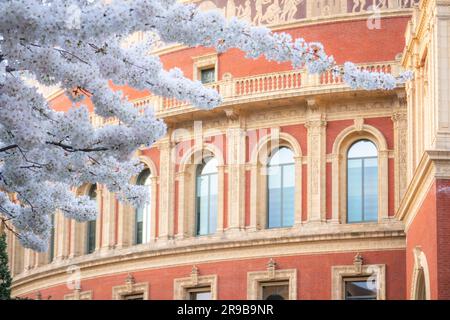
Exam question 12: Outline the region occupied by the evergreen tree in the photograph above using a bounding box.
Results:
[0,231,12,300]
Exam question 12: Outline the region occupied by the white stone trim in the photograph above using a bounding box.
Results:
[331,123,390,223]
[249,131,303,230]
[410,246,431,300]
[177,143,225,238]
[247,260,297,300]
[331,257,386,300]
[192,53,218,83]
[173,267,218,300]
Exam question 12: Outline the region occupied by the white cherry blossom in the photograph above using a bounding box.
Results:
[0,0,412,251]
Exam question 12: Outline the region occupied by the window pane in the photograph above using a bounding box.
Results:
[363,158,378,221]
[267,148,295,229]
[348,140,377,158]
[201,157,218,174]
[347,159,363,223]
[190,290,211,300]
[347,140,379,223]
[209,174,218,233]
[270,147,295,165]
[196,158,218,236]
[201,68,215,84]
[282,164,295,227]
[262,283,289,300]
[123,294,144,300]
[268,167,281,228]
[49,215,55,262]
[197,175,209,235]
[135,168,152,244]
[87,220,96,254]
[87,184,97,254]
[345,280,377,300]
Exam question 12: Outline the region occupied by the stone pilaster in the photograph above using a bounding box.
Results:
[55,212,70,262]
[158,138,175,240]
[305,105,327,223]
[226,110,246,232]
[101,190,117,251]
[392,95,408,210]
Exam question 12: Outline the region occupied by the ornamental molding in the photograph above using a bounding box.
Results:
[111,273,149,300]
[64,285,93,300]
[189,0,416,28]
[11,223,406,297]
[247,258,297,300]
[173,266,218,300]
[331,254,386,300]
[397,150,450,230]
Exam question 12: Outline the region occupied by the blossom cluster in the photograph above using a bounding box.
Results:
[0,0,412,251]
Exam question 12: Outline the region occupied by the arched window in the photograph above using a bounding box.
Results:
[135,168,151,245]
[347,140,378,223]
[267,147,295,229]
[86,184,97,254]
[196,157,218,236]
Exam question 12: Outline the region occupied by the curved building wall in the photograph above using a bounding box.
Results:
[7,1,417,300]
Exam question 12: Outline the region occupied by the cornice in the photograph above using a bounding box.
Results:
[396,149,450,230]
[11,222,405,296]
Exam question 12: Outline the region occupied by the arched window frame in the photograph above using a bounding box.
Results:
[195,156,219,236]
[134,168,152,245]
[331,123,389,224]
[117,156,158,248]
[249,131,303,231]
[346,140,379,223]
[177,144,225,239]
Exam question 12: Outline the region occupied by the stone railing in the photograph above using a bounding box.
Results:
[89,61,401,125]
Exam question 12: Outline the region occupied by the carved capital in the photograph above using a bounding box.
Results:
[305,119,327,130]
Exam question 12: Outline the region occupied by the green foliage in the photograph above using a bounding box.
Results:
[0,233,12,300]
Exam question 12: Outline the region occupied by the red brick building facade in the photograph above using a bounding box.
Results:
[6,0,450,300]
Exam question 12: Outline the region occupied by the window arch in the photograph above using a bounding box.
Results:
[135,168,152,244]
[86,184,97,254]
[249,132,302,231]
[267,147,295,228]
[331,123,389,224]
[195,157,218,236]
[346,140,378,223]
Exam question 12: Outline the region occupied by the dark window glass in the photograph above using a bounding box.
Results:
[86,184,97,254]
[262,282,289,300]
[196,157,218,236]
[135,168,151,245]
[123,294,144,300]
[267,148,295,229]
[347,140,378,223]
[189,289,212,300]
[201,68,215,84]
[345,279,377,300]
